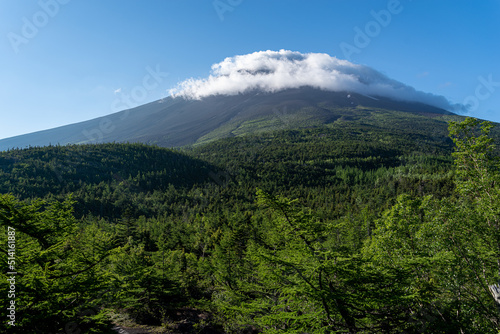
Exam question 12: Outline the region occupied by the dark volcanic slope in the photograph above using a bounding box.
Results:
[0,87,453,151]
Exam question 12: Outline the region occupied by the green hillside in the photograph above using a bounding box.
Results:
[0,116,500,333]
[193,103,457,147]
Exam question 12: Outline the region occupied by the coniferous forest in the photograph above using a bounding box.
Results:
[1,117,500,333]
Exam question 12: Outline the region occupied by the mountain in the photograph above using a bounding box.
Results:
[4,88,500,333]
[1,104,491,333]
[0,87,455,151]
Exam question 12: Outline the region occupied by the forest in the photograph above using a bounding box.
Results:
[1,117,500,333]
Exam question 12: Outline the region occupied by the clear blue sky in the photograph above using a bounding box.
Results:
[1,0,499,139]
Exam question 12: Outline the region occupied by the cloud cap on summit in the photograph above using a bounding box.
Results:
[169,50,462,112]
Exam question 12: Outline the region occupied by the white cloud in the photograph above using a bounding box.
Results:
[168,50,462,112]
[114,88,122,94]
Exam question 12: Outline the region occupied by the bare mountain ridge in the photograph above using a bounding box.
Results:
[0,87,454,151]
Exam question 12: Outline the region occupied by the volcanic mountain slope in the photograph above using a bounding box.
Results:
[0,87,457,151]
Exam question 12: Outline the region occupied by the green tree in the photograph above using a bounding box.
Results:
[365,118,500,333]
[448,118,500,329]
[0,194,118,333]
[214,189,420,333]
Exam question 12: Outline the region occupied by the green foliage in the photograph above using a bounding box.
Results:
[364,118,500,333]
[208,190,420,333]
[0,194,118,333]
[1,116,499,332]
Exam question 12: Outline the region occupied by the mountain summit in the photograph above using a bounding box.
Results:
[169,50,459,112]
[0,51,460,151]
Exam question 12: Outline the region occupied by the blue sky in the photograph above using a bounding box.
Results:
[1,0,499,139]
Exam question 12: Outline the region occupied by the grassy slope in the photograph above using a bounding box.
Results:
[193,104,462,146]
